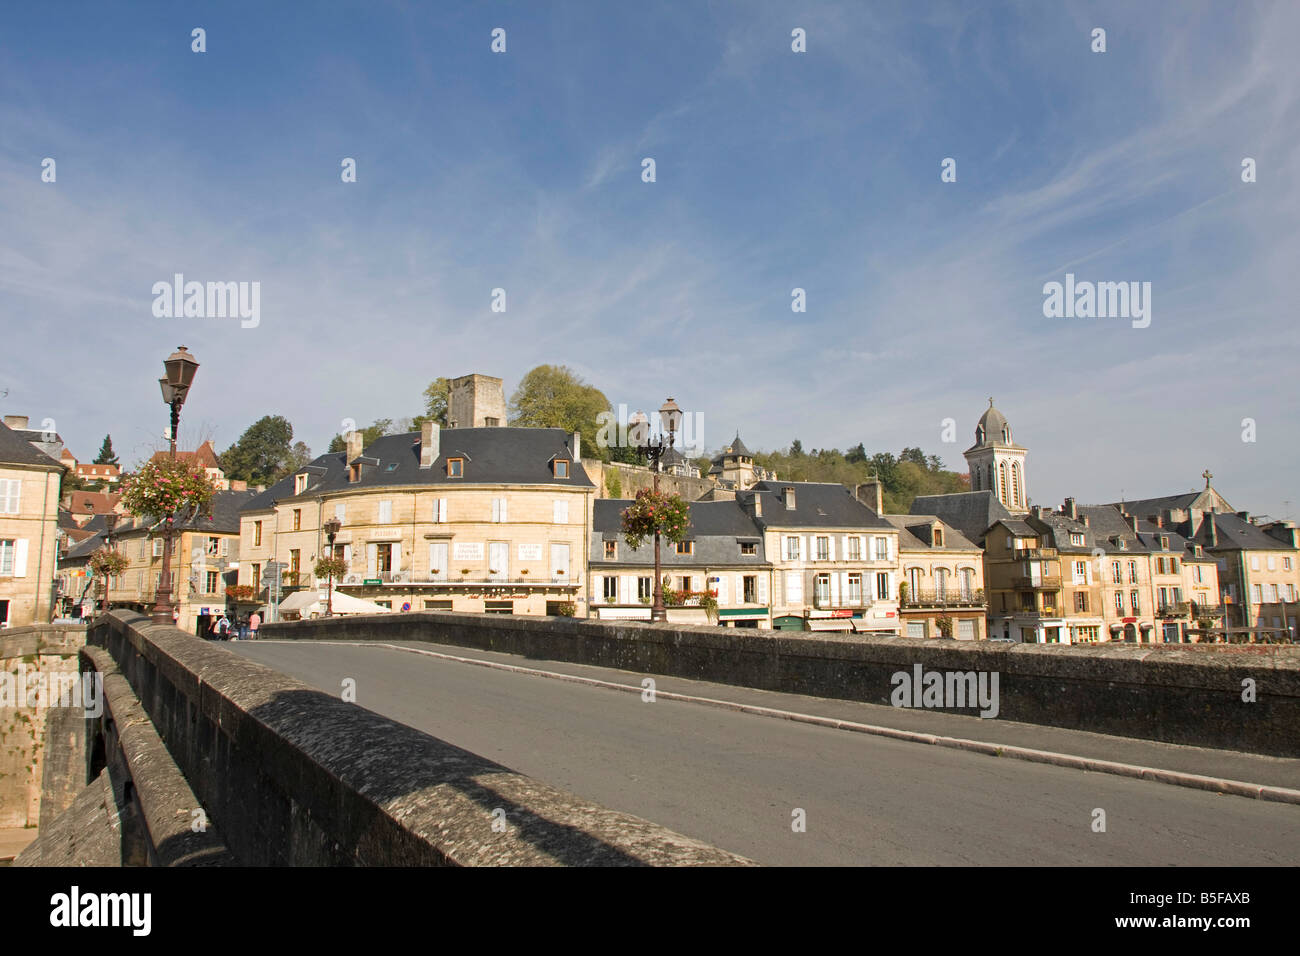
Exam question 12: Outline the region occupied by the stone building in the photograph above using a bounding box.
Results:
[735,481,900,633]
[238,422,594,618]
[447,373,506,429]
[0,420,65,627]
[707,434,776,490]
[883,504,987,640]
[588,498,773,626]
[965,399,1028,513]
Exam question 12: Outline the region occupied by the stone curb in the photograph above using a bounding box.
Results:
[290,640,1300,808]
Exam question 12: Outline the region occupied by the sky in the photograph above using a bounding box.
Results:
[1,0,1297,518]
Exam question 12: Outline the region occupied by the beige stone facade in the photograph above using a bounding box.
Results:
[0,457,63,627]
[886,515,987,639]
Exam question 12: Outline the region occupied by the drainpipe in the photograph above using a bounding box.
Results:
[38,469,52,621]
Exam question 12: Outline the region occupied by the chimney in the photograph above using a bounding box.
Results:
[255,484,266,494]
[1081,514,1089,527]
[3,415,29,429]
[1153,514,1163,528]
[748,493,763,518]
[1237,511,1251,521]
[420,421,441,468]
[1031,505,1044,519]
[1125,515,1138,533]
[856,480,884,515]
[230,479,248,491]
[570,430,581,463]
[1063,497,1077,520]
[346,429,363,462]
[783,486,796,510]
[1207,516,1218,547]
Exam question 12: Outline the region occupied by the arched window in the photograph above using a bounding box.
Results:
[986,464,993,491]
[935,568,948,598]
[999,462,1008,503]
[1011,462,1021,508]
[960,568,975,600]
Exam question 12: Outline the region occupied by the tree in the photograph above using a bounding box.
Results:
[282,441,313,477]
[220,415,296,486]
[507,365,612,460]
[93,435,119,466]
[327,418,395,453]
[412,377,450,427]
[789,439,804,457]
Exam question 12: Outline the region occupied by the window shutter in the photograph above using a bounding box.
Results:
[392,546,401,575]
[500,498,508,523]
[492,499,500,522]
[830,572,840,606]
[367,544,378,577]
[785,570,802,604]
[621,575,634,604]
[221,538,229,556]
[343,544,352,569]
[13,539,27,577]
[758,575,769,604]
[438,498,447,522]
[714,575,728,604]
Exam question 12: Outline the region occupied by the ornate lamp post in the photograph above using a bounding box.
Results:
[628,398,683,622]
[102,512,118,615]
[323,516,342,616]
[152,346,199,625]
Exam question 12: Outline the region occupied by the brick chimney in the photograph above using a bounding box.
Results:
[856,480,884,515]
[1063,497,1077,520]
[346,430,363,482]
[420,421,441,468]
[783,486,796,510]
[229,479,248,491]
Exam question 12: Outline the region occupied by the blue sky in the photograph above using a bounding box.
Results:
[2,1,1297,517]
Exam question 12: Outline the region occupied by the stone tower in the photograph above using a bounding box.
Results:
[447,374,506,429]
[964,398,1028,512]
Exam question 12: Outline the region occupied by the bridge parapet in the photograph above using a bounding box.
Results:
[56,610,749,866]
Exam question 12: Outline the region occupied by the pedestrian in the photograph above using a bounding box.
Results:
[248,610,261,641]
[215,614,230,640]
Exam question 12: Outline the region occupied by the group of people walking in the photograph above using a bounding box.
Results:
[206,611,260,641]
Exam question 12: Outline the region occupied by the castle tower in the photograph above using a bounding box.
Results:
[447,374,506,429]
[965,398,1028,512]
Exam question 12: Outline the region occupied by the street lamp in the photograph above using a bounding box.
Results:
[102,513,119,616]
[152,346,199,625]
[323,516,342,616]
[629,398,683,622]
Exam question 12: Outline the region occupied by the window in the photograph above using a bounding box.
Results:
[604,540,617,560]
[785,537,800,560]
[425,600,454,610]
[1251,556,1260,571]
[874,537,889,561]
[1253,584,1263,604]
[1130,590,1140,614]
[485,418,500,427]
[251,563,261,587]
[816,536,829,561]
[447,458,463,477]
[1128,561,1137,583]
[1114,591,1124,614]
[205,571,218,593]
[290,550,301,574]
[153,539,164,557]
[553,459,570,478]
[603,577,618,602]
[1195,565,1203,583]
[0,540,14,575]
[378,501,392,524]
[1070,533,1084,546]
[375,544,392,574]
[847,537,861,560]
[848,573,862,604]
[1074,560,1086,581]
[335,503,346,522]
[254,521,262,546]
[484,601,514,615]
[740,541,757,556]
[933,528,944,547]
[638,577,652,601]
[1288,584,1297,602]
[1111,561,1121,584]
[815,574,830,604]
[1284,557,1293,572]
[1074,592,1088,613]
[292,509,302,531]
[1268,584,1279,603]
[139,540,146,559]
[433,498,447,522]
[294,473,308,494]
[785,570,803,604]
[1267,556,1276,571]
[675,540,694,555]
[492,498,508,523]
[876,572,889,600]
[553,500,569,524]
[743,575,758,603]
[935,568,948,597]
[1170,558,1179,574]
[0,479,20,514]
[207,536,220,555]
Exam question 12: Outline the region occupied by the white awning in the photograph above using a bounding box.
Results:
[806,618,855,631]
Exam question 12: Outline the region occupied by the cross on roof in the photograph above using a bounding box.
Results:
[1203,469,1213,488]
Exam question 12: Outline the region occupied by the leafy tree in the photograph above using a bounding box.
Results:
[93,435,119,466]
[789,439,804,457]
[327,418,395,453]
[282,441,313,478]
[412,377,450,428]
[220,415,297,486]
[507,365,612,460]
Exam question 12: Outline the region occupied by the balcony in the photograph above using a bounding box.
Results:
[1157,601,1193,619]
[1011,575,1061,590]
[901,588,986,609]
[1013,548,1058,560]
[812,595,867,610]
[337,573,578,589]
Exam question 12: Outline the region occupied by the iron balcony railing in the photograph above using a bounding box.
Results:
[1011,575,1061,590]
[901,589,986,608]
[1013,548,1058,560]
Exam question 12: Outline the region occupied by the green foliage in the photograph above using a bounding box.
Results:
[88,548,129,577]
[621,490,691,548]
[507,365,612,460]
[554,602,577,617]
[119,458,216,523]
[604,469,622,498]
[412,377,450,428]
[220,415,304,485]
[750,444,968,514]
[327,418,395,453]
[93,435,119,466]
[313,556,348,580]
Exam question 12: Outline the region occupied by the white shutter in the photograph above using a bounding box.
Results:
[392,545,401,574]
[758,575,769,604]
[220,538,229,556]
[367,544,377,577]
[830,572,840,606]
[335,503,346,522]
[500,498,508,523]
[491,499,500,522]
[13,539,28,577]
[343,544,353,569]
[841,535,849,560]
[553,500,568,524]
[801,536,808,561]
[621,575,634,604]
[438,498,447,522]
[714,575,728,604]
[785,570,802,604]
[829,536,836,561]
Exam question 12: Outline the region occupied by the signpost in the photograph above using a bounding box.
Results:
[261,561,286,623]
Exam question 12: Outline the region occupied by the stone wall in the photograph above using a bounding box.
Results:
[583,458,715,501]
[263,612,1300,757]
[0,623,87,828]
[74,611,749,865]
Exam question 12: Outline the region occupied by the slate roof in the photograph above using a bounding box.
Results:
[909,491,1013,543]
[1027,511,1096,553]
[883,515,979,552]
[1193,512,1296,552]
[591,498,767,567]
[0,420,63,469]
[62,531,108,562]
[737,481,892,530]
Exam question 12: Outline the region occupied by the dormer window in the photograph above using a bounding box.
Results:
[447,458,463,478]
[294,473,308,495]
[933,528,944,547]
[553,459,570,478]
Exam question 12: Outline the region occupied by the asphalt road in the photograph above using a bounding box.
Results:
[229,639,1300,866]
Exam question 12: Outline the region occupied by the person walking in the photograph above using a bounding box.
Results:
[248,610,261,641]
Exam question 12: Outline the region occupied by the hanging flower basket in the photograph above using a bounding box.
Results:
[119,458,216,525]
[621,489,691,549]
[88,547,129,578]
[314,556,348,580]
